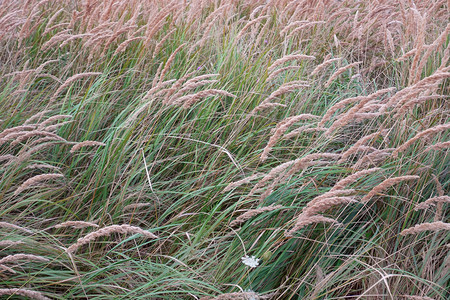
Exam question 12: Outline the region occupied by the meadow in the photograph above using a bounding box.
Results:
[0,0,449,299]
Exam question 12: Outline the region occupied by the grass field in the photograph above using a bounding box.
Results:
[0,0,449,299]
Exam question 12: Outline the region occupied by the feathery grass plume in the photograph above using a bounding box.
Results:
[0,125,36,139]
[303,196,357,216]
[338,130,388,163]
[399,296,435,300]
[14,173,64,196]
[414,23,450,84]
[396,95,449,116]
[0,154,16,163]
[169,79,219,100]
[66,224,158,253]
[252,80,310,114]
[426,141,450,151]
[268,53,315,73]
[201,291,260,300]
[172,89,236,109]
[261,114,319,161]
[55,221,99,229]
[43,8,64,35]
[223,173,264,192]
[0,254,49,264]
[331,168,381,191]
[319,88,395,127]
[400,221,450,236]
[152,28,176,59]
[37,115,72,129]
[0,240,25,247]
[361,175,420,203]
[41,30,72,50]
[158,43,185,85]
[392,123,450,158]
[0,288,51,300]
[50,72,102,103]
[286,215,341,237]
[352,148,396,170]
[284,153,341,178]
[234,15,268,45]
[311,57,343,76]
[123,203,153,211]
[0,264,16,273]
[324,61,362,88]
[408,9,427,85]
[0,222,33,233]
[23,110,52,125]
[229,204,283,228]
[10,130,66,146]
[382,71,450,111]
[432,175,445,221]
[265,65,302,82]
[70,141,106,153]
[415,196,450,211]
[26,164,61,171]
[249,160,296,196]
[114,36,144,55]
[286,21,326,39]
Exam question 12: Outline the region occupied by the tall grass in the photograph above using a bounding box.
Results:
[1,0,449,299]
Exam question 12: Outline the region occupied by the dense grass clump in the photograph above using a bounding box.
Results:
[0,1,449,299]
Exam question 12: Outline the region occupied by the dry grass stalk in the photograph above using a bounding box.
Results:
[70,141,106,153]
[261,114,319,161]
[285,153,341,178]
[0,288,51,300]
[286,21,326,39]
[338,131,387,163]
[230,204,283,228]
[414,196,450,211]
[223,173,264,192]
[408,9,427,85]
[286,215,341,237]
[14,173,64,195]
[50,72,102,103]
[331,168,381,191]
[392,123,450,158]
[0,254,49,264]
[66,224,158,253]
[268,54,315,73]
[0,221,33,233]
[55,221,99,229]
[395,95,448,116]
[361,175,420,203]
[324,61,362,88]
[400,221,450,236]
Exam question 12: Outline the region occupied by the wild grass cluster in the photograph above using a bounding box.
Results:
[0,0,449,299]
